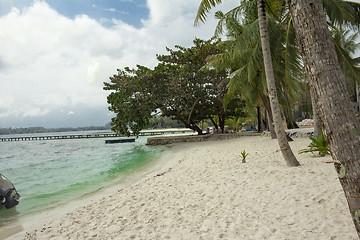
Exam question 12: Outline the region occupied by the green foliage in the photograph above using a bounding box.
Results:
[331,28,360,101]
[104,38,246,136]
[104,65,162,136]
[299,133,330,157]
[241,149,248,163]
[205,1,304,131]
[196,0,360,131]
[0,126,111,135]
[225,116,244,131]
[145,116,185,129]
[240,150,248,159]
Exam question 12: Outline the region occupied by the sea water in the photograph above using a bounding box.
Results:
[0,131,161,225]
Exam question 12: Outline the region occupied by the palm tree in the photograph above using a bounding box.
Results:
[212,3,302,132]
[287,0,360,235]
[196,0,301,166]
[209,7,277,136]
[197,0,360,103]
[256,0,300,166]
[311,0,360,137]
[331,28,360,100]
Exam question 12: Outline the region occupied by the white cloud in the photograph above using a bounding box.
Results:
[87,60,101,85]
[0,0,233,127]
[23,107,50,117]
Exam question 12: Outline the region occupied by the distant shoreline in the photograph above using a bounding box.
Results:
[0,126,111,135]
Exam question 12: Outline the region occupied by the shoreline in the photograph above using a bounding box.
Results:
[2,135,358,239]
[0,144,180,240]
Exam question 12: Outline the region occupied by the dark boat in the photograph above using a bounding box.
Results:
[0,174,20,210]
[105,138,136,144]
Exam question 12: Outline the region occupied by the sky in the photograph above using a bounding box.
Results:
[0,1,359,128]
[0,0,235,128]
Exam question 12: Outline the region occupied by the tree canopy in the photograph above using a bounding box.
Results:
[104,38,245,136]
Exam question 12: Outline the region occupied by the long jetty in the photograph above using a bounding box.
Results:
[0,130,193,142]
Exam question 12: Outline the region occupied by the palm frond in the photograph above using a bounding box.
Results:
[332,33,360,84]
[213,2,253,37]
[224,66,247,106]
[322,0,359,27]
[195,0,224,25]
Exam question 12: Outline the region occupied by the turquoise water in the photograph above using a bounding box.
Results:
[0,132,161,225]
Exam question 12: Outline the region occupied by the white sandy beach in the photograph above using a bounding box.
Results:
[3,134,358,239]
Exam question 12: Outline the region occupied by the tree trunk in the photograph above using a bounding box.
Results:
[181,119,203,135]
[257,0,300,166]
[357,81,359,111]
[260,92,277,138]
[257,105,265,133]
[288,0,360,236]
[218,114,226,133]
[266,109,277,139]
[283,106,299,129]
[282,89,299,129]
[310,85,322,138]
[209,117,219,132]
[192,123,203,135]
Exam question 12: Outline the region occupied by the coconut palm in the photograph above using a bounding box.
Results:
[208,4,300,135]
[197,0,301,166]
[208,6,278,135]
[331,28,360,98]
[287,0,360,235]
[209,7,273,134]
[196,0,360,136]
[312,0,360,136]
[256,0,300,166]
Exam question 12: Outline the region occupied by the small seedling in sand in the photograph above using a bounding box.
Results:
[241,150,248,163]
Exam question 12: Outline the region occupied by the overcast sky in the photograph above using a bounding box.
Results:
[0,1,359,128]
[0,0,237,128]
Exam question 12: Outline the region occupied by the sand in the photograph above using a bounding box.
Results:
[3,134,358,239]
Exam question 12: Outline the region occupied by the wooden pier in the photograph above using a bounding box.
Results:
[0,130,193,142]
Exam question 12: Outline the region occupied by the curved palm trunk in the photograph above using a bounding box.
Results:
[257,0,300,166]
[287,0,360,236]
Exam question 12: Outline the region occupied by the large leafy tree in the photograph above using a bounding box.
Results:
[287,0,360,235]
[104,38,245,136]
[156,38,245,134]
[104,65,165,136]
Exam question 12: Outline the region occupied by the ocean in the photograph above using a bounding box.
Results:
[0,131,162,226]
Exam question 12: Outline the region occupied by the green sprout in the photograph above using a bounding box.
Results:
[241,150,248,163]
[299,133,330,157]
